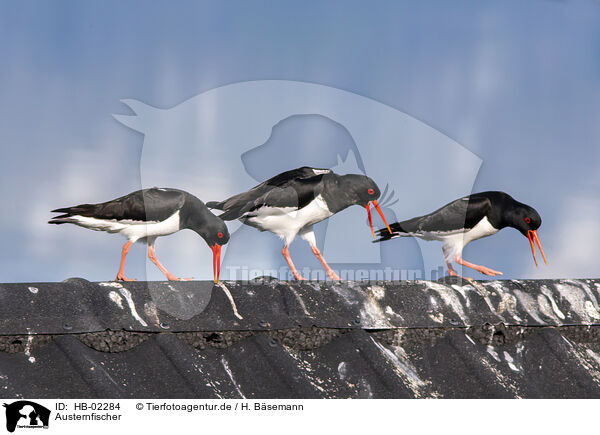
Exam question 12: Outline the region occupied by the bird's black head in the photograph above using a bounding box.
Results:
[192,217,230,283]
[199,218,230,247]
[337,174,381,206]
[333,174,392,239]
[182,201,230,283]
[507,203,542,236]
[504,200,547,268]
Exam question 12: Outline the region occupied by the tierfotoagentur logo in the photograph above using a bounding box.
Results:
[113,80,482,283]
[3,401,50,433]
[109,80,482,319]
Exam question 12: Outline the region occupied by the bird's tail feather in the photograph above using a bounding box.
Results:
[206,201,243,221]
[51,207,74,214]
[205,201,222,210]
[49,204,96,224]
[50,204,96,215]
[214,209,243,221]
[373,221,414,243]
[48,216,76,225]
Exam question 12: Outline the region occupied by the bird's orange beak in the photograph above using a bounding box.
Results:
[527,230,547,268]
[212,244,222,283]
[366,200,393,239]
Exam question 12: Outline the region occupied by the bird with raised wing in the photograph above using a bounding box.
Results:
[374,191,547,277]
[207,166,392,280]
[49,188,229,283]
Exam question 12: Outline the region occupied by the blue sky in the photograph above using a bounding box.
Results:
[1,0,599,282]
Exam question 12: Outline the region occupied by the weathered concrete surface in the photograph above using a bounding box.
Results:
[2,278,600,398]
[1,278,600,334]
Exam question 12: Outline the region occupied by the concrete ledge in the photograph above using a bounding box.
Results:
[1,278,599,334]
[2,278,600,398]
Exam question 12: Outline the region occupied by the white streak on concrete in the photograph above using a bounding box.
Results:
[503,351,520,372]
[337,362,347,380]
[285,349,328,394]
[487,281,522,322]
[99,282,123,288]
[368,285,385,300]
[586,349,600,366]
[425,282,467,324]
[469,281,503,315]
[429,296,438,309]
[286,283,309,316]
[479,357,522,398]
[486,345,501,362]
[429,312,444,323]
[485,281,506,295]
[585,301,600,320]
[465,333,476,345]
[108,291,124,309]
[220,356,246,398]
[555,282,599,323]
[144,301,161,326]
[117,287,148,327]
[370,337,439,398]
[564,279,600,311]
[27,287,38,294]
[561,337,600,385]
[513,290,544,323]
[384,305,404,322]
[451,285,471,307]
[24,334,35,364]
[360,293,393,328]
[537,294,559,324]
[216,282,243,320]
[540,286,565,320]
[330,282,360,306]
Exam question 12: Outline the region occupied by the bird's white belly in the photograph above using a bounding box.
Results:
[245,195,333,244]
[439,216,499,259]
[70,211,181,241]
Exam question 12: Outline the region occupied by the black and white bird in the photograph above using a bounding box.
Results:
[375,191,547,277]
[49,188,230,283]
[207,166,392,280]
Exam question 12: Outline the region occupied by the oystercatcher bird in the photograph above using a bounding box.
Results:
[49,188,230,283]
[374,191,547,277]
[207,166,392,280]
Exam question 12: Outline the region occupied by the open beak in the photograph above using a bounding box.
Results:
[211,244,222,283]
[366,200,393,240]
[527,230,547,268]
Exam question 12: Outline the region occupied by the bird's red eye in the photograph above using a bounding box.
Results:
[217,232,224,238]
[368,188,375,195]
[525,217,531,224]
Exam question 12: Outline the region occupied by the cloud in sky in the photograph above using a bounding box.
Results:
[527,194,600,279]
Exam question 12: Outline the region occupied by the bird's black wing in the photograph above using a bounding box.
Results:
[51,188,186,222]
[207,167,332,221]
[375,194,492,241]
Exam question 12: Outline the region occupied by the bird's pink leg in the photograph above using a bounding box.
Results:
[454,255,503,276]
[446,260,458,277]
[445,259,475,282]
[442,247,467,279]
[116,240,136,281]
[281,246,306,280]
[310,245,341,281]
[148,244,192,281]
